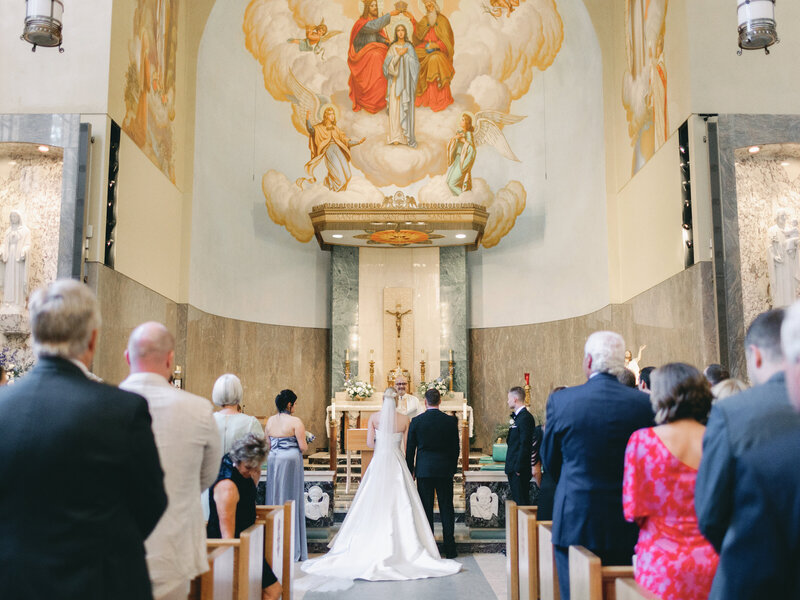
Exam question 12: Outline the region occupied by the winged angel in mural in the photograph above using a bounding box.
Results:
[289,72,365,191]
[243,0,564,248]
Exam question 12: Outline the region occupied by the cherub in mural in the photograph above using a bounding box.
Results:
[446,111,525,196]
[297,103,366,191]
[287,19,342,60]
[384,24,420,148]
[408,0,455,111]
[349,1,408,113]
[483,0,520,19]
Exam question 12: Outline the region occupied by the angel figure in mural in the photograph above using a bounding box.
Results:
[446,111,525,196]
[483,0,520,19]
[289,72,365,191]
[287,19,342,60]
[383,23,420,147]
[0,211,32,310]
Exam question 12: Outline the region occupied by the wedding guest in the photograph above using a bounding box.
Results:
[618,368,637,388]
[212,373,264,454]
[265,389,308,561]
[710,378,748,402]
[638,366,655,393]
[0,279,167,599]
[542,331,654,600]
[695,309,800,554]
[623,363,718,600]
[121,322,221,600]
[208,434,281,600]
[703,363,730,386]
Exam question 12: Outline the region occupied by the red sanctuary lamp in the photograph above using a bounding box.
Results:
[524,372,531,406]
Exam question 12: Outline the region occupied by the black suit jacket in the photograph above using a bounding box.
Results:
[541,372,654,550]
[0,357,167,600]
[695,371,800,553]
[709,428,800,599]
[505,407,535,475]
[406,407,459,478]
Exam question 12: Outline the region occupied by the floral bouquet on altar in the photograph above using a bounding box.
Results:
[417,378,450,398]
[344,379,375,400]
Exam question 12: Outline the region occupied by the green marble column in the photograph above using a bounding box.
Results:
[330,246,359,393]
[439,246,468,395]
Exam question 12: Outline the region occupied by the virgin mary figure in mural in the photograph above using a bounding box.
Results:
[383,23,419,148]
[298,108,366,192]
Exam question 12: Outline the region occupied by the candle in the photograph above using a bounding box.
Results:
[449,349,454,361]
[524,372,530,385]
[346,348,349,361]
[332,401,336,420]
[370,348,374,359]
[462,402,467,420]
[421,348,425,357]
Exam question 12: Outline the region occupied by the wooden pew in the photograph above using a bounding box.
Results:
[207,523,264,600]
[569,546,634,600]
[538,522,559,600]
[615,579,659,600]
[256,502,294,600]
[517,506,539,600]
[190,545,235,600]
[506,500,519,600]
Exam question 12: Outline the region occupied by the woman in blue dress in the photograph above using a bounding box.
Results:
[265,389,308,561]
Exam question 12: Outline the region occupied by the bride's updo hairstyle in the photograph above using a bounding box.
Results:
[275,389,298,413]
[384,387,397,402]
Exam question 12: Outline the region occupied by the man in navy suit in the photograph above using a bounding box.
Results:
[695,308,800,555]
[406,388,460,558]
[505,386,535,505]
[0,279,167,600]
[708,302,800,599]
[542,331,654,600]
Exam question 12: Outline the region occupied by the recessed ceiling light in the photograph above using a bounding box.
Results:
[8,160,16,166]
[332,234,343,239]
[455,233,467,239]
[748,146,760,154]
[38,145,49,152]
[781,161,790,166]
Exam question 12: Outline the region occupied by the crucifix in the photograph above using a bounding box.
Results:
[385,303,412,338]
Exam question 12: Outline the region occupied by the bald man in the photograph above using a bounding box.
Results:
[121,322,222,600]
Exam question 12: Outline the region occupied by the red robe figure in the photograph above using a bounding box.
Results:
[348,1,398,113]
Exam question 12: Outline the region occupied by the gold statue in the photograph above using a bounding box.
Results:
[385,304,412,338]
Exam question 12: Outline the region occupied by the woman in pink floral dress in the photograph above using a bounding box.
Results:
[623,363,718,600]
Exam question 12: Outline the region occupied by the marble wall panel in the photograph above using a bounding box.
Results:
[469,262,718,452]
[332,246,358,392]
[713,115,800,377]
[440,246,468,394]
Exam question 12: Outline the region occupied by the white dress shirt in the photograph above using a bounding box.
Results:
[398,393,422,418]
[120,372,222,599]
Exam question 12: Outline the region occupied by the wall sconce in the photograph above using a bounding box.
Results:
[737,0,778,55]
[21,0,64,53]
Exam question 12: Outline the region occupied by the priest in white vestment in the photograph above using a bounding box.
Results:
[121,322,222,600]
[394,374,422,418]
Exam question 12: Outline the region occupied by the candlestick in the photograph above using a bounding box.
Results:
[448,357,455,392]
[369,360,375,386]
[420,359,426,384]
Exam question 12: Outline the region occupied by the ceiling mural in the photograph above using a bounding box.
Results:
[242,0,563,247]
[622,0,668,176]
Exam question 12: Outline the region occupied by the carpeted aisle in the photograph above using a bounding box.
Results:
[296,554,504,600]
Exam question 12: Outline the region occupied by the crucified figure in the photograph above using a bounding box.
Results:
[386,305,412,338]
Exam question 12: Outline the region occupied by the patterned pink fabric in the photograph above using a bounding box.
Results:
[623,427,718,600]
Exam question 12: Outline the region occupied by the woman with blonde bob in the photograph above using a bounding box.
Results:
[622,363,718,600]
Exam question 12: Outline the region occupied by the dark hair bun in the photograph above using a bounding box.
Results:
[275,389,298,412]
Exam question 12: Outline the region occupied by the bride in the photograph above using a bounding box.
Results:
[299,387,461,588]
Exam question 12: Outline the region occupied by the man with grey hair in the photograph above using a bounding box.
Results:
[695,308,800,597]
[706,303,800,597]
[0,279,167,599]
[542,331,654,600]
[121,322,221,600]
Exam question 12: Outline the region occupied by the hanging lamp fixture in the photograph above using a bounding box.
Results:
[737,0,778,54]
[21,0,64,53]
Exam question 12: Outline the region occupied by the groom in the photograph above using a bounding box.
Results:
[406,388,460,558]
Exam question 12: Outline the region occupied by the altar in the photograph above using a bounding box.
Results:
[326,391,474,437]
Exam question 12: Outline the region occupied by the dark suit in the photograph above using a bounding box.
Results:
[709,428,800,599]
[406,406,460,557]
[505,406,535,505]
[541,372,654,600]
[0,356,167,600]
[695,371,800,553]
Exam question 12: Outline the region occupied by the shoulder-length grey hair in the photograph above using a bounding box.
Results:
[229,433,268,468]
[212,373,243,407]
[29,279,101,359]
[584,331,626,376]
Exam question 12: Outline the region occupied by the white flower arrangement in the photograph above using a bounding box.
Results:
[417,378,450,398]
[344,379,375,400]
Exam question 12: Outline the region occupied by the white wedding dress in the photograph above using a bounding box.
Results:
[298,396,461,590]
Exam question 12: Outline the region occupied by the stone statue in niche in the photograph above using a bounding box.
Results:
[767,207,800,308]
[0,211,32,312]
[469,485,498,520]
[304,485,330,520]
